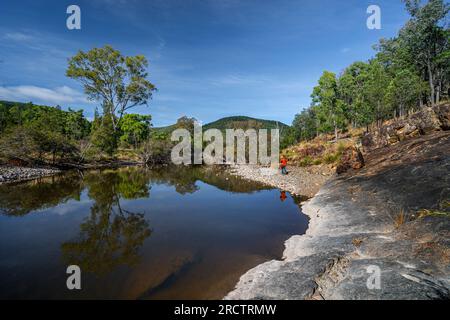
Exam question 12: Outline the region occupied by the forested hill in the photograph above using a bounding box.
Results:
[203,116,288,131]
[154,116,289,133]
[0,100,90,138]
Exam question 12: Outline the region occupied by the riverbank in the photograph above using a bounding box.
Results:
[226,131,450,300]
[0,166,62,184]
[228,164,333,198]
[0,160,141,184]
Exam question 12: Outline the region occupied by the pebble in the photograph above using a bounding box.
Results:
[0,166,61,184]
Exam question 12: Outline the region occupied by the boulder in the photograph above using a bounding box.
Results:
[434,103,450,130]
[336,147,365,174]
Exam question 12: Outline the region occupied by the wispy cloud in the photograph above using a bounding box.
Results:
[2,32,34,42]
[0,85,89,106]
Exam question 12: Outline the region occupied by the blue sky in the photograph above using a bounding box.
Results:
[0,0,410,126]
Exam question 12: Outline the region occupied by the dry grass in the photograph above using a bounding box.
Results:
[394,209,408,229]
[284,136,354,167]
[352,238,364,247]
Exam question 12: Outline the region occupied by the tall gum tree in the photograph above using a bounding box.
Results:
[66,45,156,132]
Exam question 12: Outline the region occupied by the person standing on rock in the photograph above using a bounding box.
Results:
[280,155,288,175]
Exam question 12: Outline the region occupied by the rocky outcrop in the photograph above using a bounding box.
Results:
[226,131,450,300]
[362,103,450,152]
[336,147,365,174]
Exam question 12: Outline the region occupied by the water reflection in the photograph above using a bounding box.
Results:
[0,166,308,299]
[0,166,271,217]
[61,208,151,276]
[0,172,83,216]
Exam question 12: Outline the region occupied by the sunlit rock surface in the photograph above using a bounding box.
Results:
[226,131,450,300]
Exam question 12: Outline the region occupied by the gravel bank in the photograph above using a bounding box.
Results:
[228,165,332,198]
[0,166,61,184]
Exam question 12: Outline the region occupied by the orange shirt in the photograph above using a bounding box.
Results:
[281,159,287,167]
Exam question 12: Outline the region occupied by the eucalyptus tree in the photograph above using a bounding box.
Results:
[67,45,156,132]
[400,0,449,105]
[311,71,346,141]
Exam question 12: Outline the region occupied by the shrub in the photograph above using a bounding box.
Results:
[313,159,322,165]
[139,137,173,165]
[298,156,313,167]
[0,126,79,164]
[322,152,340,164]
[0,127,40,163]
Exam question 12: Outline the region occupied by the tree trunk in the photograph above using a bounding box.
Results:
[427,59,435,106]
[377,101,382,128]
[436,76,441,105]
[334,119,338,142]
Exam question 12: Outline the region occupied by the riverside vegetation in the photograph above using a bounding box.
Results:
[0,0,448,300]
[1,1,448,175]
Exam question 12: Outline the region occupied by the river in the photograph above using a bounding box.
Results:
[0,166,308,299]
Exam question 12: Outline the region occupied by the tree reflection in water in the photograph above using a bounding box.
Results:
[0,172,83,216]
[61,168,152,276]
[1,166,275,276]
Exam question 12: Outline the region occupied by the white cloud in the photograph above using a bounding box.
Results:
[3,32,33,42]
[0,85,89,105]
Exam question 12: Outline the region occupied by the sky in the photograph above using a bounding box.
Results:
[0,0,410,126]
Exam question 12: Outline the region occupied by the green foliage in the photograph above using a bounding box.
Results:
[399,0,449,105]
[385,69,428,117]
[311,71,346,141]
[90,114,118,157]
[0,100,90,139]
[65,108,91,140]
[0,125,78,164]
[291,108,317,142]
[298,156,313,167]
[285,0,449,148]
[363,59,391,126]
[0,101,92,164]
[322,152,341,164]
[139,132,173,165]
[118,114,151,147]
[203,116,288,132]
[0,126,41,162]
[66,45,156,132]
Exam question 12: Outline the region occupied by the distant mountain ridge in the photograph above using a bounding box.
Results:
[154,116,289,133]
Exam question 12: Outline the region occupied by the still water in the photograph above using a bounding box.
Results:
[0,166,308,299]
